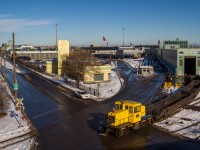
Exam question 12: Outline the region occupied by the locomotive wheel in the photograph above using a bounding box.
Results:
[115,130,122,137]
[105,128,110,134]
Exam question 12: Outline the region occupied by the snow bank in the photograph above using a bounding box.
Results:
[123,59,142,68]
[155,98,200,140]
[0,73,36,149]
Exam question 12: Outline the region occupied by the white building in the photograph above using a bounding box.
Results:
[139,66,154,76]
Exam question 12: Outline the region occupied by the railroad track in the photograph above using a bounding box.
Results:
[0,127,38,149]
[148,80,200,122]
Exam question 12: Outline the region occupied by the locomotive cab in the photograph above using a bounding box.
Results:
[99,100,152,136]
[108,101,146,126]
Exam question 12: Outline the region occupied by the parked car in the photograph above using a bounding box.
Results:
[75,90,90,99]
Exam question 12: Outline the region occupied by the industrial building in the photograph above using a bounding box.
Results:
[12,50,57,60]
[146,39,200,80]
[81,45,152,58]
[163,39,188,49]
[147,48,200,78]
[160,48,200,77]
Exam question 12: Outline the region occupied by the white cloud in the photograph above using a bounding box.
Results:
[0,15,54,32]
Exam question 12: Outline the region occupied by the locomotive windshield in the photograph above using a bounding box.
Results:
[115,104,122,110]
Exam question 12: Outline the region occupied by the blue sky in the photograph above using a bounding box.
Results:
[0,0,200,46]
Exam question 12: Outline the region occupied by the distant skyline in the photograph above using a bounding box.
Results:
[0,0,200,46]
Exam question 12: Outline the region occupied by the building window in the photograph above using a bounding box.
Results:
[198,60,200,66]
[180,60,183,66]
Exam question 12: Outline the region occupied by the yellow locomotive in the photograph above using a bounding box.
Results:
[99,100,152,136]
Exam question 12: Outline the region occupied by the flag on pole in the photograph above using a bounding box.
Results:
[103,36,106,41]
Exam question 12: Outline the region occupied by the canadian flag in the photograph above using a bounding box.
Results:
[103,36,106,41]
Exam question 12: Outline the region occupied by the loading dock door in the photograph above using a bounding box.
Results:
[184,57,196,75]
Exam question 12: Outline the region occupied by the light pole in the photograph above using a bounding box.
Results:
[122,27,125,47]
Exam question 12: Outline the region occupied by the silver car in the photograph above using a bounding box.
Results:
[75,90,90,99]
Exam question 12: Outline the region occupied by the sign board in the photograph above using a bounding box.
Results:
[16,98,25,112]
[13,83,18,90]
[16,98,23,106]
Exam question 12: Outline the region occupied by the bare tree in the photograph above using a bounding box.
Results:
[62,50,100,88]
[0,86,9,117]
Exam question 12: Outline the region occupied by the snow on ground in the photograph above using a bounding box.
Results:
[16,60,124,101]
[123,58,200,141]
[92,71,123,100]
[34,69,123,101]
[0,75,35,149]
[154,98,200,141]
[3,57,200,142]
[189,92,200,106]
[3,139,35,150]
[1,60,22,73]
[123,58,144,69]
[189,99,200,106]
[3,61,13,70]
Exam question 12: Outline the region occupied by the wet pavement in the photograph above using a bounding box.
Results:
[4,60,200,150]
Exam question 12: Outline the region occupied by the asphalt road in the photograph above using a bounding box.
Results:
[4,60,200,150]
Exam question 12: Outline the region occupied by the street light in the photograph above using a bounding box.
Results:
[122,28,125,47]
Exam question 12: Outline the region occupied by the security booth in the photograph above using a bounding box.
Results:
[139,66,154,76]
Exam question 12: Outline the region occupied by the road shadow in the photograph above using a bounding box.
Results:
[87,112,105,134]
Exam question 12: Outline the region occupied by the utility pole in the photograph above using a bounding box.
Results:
[3,53,6,81]
[12,32,18,101]
[122,27,125,47]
